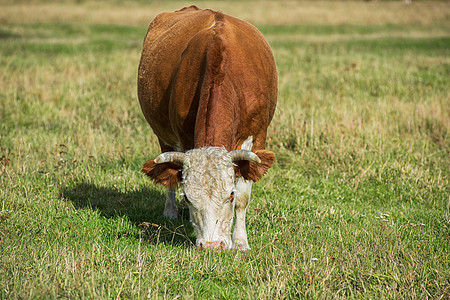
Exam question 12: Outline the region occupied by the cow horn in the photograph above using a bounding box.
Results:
[154,152,186,164]
[230,150,261,164]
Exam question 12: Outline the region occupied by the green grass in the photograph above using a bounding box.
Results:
[1,1,449,298]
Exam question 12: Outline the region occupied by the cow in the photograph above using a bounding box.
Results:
[137,6,277,250]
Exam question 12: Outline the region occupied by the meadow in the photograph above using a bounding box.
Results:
[0,0,449,298]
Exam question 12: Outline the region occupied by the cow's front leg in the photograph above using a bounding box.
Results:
[232,177,252,250]
[163,187,178,219]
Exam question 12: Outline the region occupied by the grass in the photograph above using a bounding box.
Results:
[1,0,449,298]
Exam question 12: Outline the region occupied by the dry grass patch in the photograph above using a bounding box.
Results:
[0,0,449,26]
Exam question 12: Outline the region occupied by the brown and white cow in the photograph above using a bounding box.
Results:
[137,6,277,250]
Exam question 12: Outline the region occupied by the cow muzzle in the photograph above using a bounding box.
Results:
[197,241,227,251]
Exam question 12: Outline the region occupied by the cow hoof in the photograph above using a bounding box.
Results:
[163,209,178,219]
[233,242,251,251]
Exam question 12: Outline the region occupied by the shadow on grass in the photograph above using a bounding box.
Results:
[61,182,194,248]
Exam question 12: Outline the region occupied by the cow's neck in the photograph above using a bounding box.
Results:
[193,80,238,151]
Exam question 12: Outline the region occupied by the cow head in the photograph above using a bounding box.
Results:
[142,144,275,250]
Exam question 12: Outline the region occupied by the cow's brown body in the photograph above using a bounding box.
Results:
[138,6,277,250]
[138,6,277,153]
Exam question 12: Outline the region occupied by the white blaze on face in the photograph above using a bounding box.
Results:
[182,147,236,249]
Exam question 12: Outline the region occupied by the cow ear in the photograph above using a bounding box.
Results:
[142,159,182,188]
[234,150,275,182]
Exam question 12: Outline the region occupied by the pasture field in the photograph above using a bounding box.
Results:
[1,0,449,298]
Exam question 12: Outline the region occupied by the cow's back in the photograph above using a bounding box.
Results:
[138,6,277,152]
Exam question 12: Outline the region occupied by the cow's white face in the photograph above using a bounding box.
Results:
[143,136,275,250]
[182,147,236,249]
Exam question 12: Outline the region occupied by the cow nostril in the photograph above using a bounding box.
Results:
[197,241,226,250]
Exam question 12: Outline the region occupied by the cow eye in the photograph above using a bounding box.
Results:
[229,191,235,202]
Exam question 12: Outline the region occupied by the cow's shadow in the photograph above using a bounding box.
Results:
[61,182,194,247]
